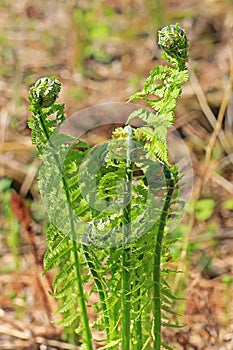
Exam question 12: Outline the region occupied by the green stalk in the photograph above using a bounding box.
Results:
[71,240,93,349]
[135,265,142,350]
[122,247,131,350]
[109,246,121,346]
[153,167,175,350]
[39,112,93,350]
[82,245,110,338]
[122,127,133,350]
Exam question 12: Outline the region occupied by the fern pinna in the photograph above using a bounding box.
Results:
[28,24,189,350]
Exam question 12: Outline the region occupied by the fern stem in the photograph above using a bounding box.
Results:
[122,248,131,350]
[135,266,142,350]
[71,240,93,349]
[38,112,93,350]
[122,127,133,350]
[153,166,175,350]
[109,247,121,345]
[82,245,110,337]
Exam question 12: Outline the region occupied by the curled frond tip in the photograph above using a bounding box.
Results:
[158,23,189,61]
[29,77,61,108]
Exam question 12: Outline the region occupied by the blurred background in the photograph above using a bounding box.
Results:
[0,0,233,349]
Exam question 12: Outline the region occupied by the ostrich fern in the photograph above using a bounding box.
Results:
[28,24,189,350]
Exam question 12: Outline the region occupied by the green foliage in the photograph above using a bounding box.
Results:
[28,23,189,350]
[72,3,114,72]
[0,178,20,270]
[222,198,233,210]
[195,198,216,221]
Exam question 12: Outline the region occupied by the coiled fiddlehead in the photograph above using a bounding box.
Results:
[158,23,189,62]
[29,77,61,108]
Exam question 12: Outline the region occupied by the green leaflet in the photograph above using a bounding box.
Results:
[53,295,77,314]
[161,342,173,350]
[43,243,72,273]
[98,339,120,349]
[53,262,74,292]
[56,313,80,328]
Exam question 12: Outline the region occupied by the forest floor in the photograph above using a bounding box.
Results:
[0,0,233,349]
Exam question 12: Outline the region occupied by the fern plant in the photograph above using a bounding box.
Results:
[28,24,189,350]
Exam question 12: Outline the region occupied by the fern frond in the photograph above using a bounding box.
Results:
[161,341,173,350]
[161,304,180,316]
[54,295,77,314]
[161,286,179,302]
[98,339,120,349]
[53,262,74,292]
[52,279,76,299]
[56,313,80,328]
[161,322,183,329]
[43,240,72,273]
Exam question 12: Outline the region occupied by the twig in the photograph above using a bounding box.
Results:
[0,325,79,349]
[188,65,232,156]
[212,173,233,194]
